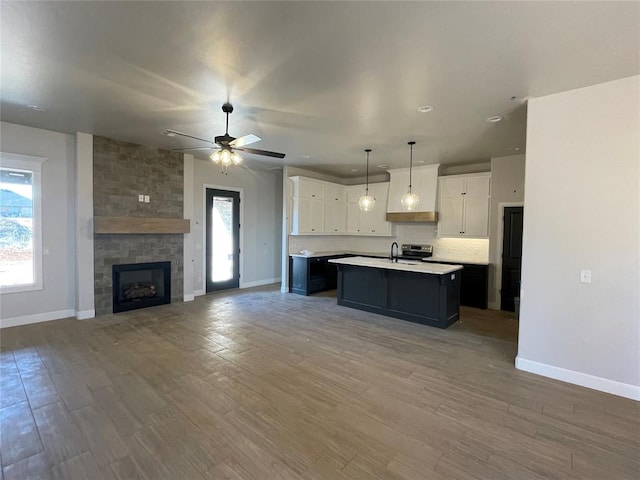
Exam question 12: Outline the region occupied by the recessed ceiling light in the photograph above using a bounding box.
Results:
[351,169,358,172]
[417,105,434,113]
[27,104,46,112]
[417,160,425,164]
[377,164,390,169]
[300,154,310,159]
[486,115,502,123]
[509,146,520,152]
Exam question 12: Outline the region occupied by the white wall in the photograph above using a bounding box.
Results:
[190,162,283,294]
[74,132,95,319]
[488,154,526,309]
[183,154,195,301]
[0,122,76,326]
[517,76,640,400]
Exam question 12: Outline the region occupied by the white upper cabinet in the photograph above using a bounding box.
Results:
[324,184,347,233]
[437,173,491,238]
[387,164,440,214]
[346,183,391,236]
[290,176,345,235]
[298,178,325,200]
[290,176,390,236]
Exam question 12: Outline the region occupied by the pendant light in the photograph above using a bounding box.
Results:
[358,149,375,211]
[401,141,420,210]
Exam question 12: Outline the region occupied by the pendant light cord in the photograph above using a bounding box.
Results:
[408,141,415,194]
[365,149,371,195]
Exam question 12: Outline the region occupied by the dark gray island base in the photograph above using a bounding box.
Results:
[330,257,463,329]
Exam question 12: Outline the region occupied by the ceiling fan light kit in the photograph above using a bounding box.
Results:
[358,148,375,212]
[401,141,420,211]
[167,102,285,174]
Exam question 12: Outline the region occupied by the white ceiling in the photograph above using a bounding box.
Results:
[1,1,638,177]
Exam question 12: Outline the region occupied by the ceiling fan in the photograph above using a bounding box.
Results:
[166,102,286,172]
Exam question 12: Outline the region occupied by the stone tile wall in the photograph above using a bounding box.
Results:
[93,136,184,315]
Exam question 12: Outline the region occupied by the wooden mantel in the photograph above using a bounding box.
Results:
[94,216,190,234]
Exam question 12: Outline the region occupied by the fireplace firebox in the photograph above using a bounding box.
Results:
[112,261,171,313]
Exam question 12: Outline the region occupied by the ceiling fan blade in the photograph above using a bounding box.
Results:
[165,129,213,144]
[171,147,215,152]
[230,134,261,147]
[235,147,286,159]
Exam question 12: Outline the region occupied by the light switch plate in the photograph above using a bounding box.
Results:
[144,195,150,203]
[580,270,592,284]
[138,194,144,202]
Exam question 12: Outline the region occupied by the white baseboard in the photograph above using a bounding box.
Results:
[281,286,289,293]
[183,294,195,302]
[240,277,281,289]
[0,309,75,329]
[75,309,95,320]
[194,289,205,297]
[515,356,640,401]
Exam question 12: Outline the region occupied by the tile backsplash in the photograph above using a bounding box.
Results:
[289,223,489,262]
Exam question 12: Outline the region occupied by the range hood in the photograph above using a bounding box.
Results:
[386,164,440,222]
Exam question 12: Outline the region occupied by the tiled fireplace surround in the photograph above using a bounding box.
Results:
[93,136,184,316]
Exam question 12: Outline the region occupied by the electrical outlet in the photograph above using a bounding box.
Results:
[144,195,150,203]
[580,270,592,284]
[138,194,144,202]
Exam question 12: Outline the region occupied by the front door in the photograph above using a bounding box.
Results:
[206,188,240,292]
[501,206,524,311]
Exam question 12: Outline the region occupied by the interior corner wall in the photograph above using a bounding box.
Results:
[74,132,95,319]
[0,122,76,326]
[191,162,283,294]
[488,154,526,309]
[517,76,640,399]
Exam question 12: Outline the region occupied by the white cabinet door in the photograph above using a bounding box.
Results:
[325,202,346,233]
[325,183,345,202]
[299,178,325,200]
[438,196,465,235]
[464,176,490,197]
[347,201,360,234]
[441,177,466,197]
[369,183,391,235]
[297,198,325,234]
[347,183,391,236]
[463,196,489,237]
[438,173,490,238]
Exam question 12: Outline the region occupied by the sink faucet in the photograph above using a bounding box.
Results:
[390,242,399,263]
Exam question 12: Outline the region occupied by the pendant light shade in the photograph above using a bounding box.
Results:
[358,149,375,211]
[401,141,420,210]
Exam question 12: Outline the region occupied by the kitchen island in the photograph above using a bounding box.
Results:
[328,256,463,329]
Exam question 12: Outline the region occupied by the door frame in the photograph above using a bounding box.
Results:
[202,184,244,293]
[495,202,524,310]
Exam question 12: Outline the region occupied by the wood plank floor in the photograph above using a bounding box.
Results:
[1,284,638,479]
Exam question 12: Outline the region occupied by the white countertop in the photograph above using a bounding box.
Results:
[422,256,490,266]
[289,250,389,259]
[328,256,463,275]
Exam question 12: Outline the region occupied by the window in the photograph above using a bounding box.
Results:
[0,152,46,293]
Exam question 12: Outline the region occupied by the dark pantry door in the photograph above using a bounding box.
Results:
[206,188,240,292]
[501,206,524,311]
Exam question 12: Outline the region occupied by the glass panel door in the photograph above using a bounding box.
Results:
[206,188,240,292]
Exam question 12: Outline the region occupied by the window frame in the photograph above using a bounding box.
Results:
[0,152,47,294]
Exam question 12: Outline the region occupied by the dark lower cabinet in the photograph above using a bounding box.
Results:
[459,264,489,309]
[289,255,347,295]
[425,261,489,309]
